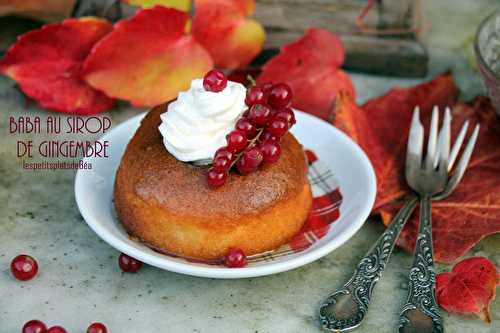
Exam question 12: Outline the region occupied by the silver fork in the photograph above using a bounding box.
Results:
[318,106,479,332]
[398,107,478,333]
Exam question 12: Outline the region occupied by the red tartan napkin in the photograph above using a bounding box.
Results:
[245,149,342,264]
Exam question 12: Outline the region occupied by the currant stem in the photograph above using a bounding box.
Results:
[247,75,256,87]
[229,127,265,170]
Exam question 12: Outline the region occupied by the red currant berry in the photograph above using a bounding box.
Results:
[203,69,227,92]
[235,118,257,138]
[226,130,247,153]
[260,141,282,164]
[268,119,288,137]
[224,248,247,268]
[260,131,280,143]
[118,253,142,273]
[245,86,266,106]
[207,167,227,188]
[260,81,274,93]
[305,150,318,164]
[214,147,234,162]
[268,83,293,108]
[212,156,231,172]
[87,323,107,333]
[275,108,296,127]
[47,326,67,333]
[11,255,38,281]
[22,320,47,333]
[247,104,272,127]
[236,147,263,174]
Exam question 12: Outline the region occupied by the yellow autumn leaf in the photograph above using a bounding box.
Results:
[123,0,191,12]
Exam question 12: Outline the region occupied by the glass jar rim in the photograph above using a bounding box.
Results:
[474,9,500,80]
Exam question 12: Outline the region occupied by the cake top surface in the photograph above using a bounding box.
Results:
[117,105,309,221]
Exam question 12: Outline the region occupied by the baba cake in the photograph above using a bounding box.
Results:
[114,70,312,263]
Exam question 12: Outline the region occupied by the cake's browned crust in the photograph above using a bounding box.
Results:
[114,105,312,260]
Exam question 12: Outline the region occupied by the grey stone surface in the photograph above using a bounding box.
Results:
[0,1,499,332]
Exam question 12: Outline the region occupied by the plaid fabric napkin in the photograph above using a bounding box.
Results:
[247,149,342,264]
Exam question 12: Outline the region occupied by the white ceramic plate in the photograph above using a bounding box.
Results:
[75,111,376,279]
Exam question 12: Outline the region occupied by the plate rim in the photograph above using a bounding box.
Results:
[75,111,376,279]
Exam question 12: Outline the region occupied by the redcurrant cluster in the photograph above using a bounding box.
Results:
[203,70,296,188]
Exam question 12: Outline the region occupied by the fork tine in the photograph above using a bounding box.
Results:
[448,120,469,171]
[406,107,424,174]
[435,107,451,170]
[437,124,479,199]
[425,106,439,169]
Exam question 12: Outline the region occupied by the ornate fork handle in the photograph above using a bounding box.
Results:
[319,196,418,332]
[398,195,443,333]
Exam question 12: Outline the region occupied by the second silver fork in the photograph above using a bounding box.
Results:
[398,107,479,333]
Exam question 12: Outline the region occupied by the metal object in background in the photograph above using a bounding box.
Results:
[475,9,500,114]
[72,0,137,22]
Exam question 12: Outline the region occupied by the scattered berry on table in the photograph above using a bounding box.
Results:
[11,254,38,281]
[118,253,142,273]
[47,326,67,333]
[22,320,47,333]
[87,322,107,333]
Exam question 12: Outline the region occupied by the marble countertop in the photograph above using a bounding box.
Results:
[1,1,499,332]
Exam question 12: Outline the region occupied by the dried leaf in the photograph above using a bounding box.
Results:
[192,0,265,69]
[380,97,500,262]
[83,6,213,107]
[0,17,115,115]
[257,28,354,120]
[122,0,191,11]
[436,256,499,322]
[334,74,500,263]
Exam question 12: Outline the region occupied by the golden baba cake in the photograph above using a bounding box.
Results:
[114,72,312,262]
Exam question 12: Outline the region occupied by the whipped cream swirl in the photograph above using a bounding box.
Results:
[159,79,247,162]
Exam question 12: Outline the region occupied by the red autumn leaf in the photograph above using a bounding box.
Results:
[83,6,213,107]
[334,74,500,263]
[379,96,500,262]
[192,0,265,69]
[257,28,354,120]
[0,17,115,115]
[436,256,499,322]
